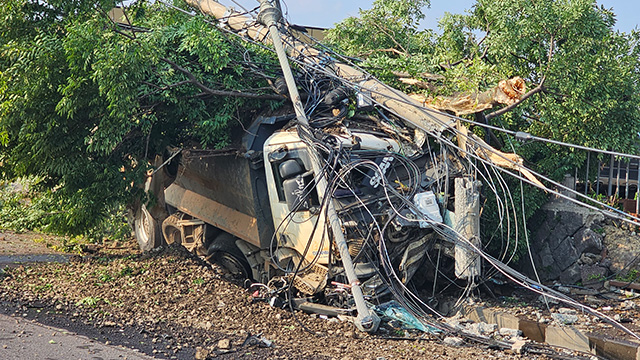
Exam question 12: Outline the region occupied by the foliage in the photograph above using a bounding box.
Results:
[327,0,640,262]
[0,178,48,232]
[616,269,640,283]
[0,178,130,243]
[328,0,640,171]
[3,0,640,266]
[325,0,435,84]
[0,0,279,237]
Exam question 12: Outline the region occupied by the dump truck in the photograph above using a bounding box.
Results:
[133,109,451,298]
[129,0,538,333]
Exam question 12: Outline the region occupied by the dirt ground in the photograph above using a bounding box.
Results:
[0,231,67,255]
[0,231,607,359]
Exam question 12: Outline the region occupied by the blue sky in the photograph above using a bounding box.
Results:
[223,0,638,33]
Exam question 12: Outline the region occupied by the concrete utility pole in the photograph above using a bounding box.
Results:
[257,0,380,333]
[454,177,482,279]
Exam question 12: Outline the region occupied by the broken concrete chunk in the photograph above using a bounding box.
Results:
[498,328,522,337]
[443,336,464,347]
[552,313,579,325]
[217,338,231,350]
[242,333,273,348]
[621,300,636,310]
[465,322,497,336]
[195,347,210,360]
[511,339,528,354]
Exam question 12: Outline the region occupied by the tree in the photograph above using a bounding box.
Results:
[0,0,280,236]
[3,0,640,246]
[327,0,640,262]
[328,0,640,177]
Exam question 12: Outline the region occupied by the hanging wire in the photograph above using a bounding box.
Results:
[152,0,640,343]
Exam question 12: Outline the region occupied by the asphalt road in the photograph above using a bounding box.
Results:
[0,313,156,360]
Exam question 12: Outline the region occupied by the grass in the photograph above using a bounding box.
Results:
[616,269,640,283]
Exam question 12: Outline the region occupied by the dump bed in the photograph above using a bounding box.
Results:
[164,148,274,248]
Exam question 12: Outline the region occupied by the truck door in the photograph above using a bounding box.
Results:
[262,132,330,268]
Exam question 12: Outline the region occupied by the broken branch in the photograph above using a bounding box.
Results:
[485,81,545,121]
[160,57,285,100]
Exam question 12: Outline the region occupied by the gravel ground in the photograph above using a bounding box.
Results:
[0,233,606,359]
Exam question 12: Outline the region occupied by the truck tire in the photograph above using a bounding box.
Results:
[134,203,164,251]
[207,233,252,280]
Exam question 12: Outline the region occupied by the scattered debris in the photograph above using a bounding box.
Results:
[443,336,465,347]
[217,338,231,350]
[242,333,274,348]
[551,313,579,325]
[374,301,441,334]
[464,322,497,337]
[498,328,522,338]
[194,346,210,360]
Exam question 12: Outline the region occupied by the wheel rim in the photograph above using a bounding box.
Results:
[136,206,153,248]
[141,210,151,240]
[212,252,248,279]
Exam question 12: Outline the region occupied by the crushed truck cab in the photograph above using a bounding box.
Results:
[139,112,460,303]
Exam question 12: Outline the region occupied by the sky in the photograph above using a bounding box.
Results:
[222,0,639,33]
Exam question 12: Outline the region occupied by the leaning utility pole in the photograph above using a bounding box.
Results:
[454,177,482,280]
[257,0,380,333]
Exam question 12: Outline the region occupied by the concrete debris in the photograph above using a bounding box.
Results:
[124,0,640,355]
[552,313,579,325]
[443,336,465,347]
[510,339,528,354]
[622,300,636,310]
[242,333,273,348]
[443,316,467,330]
[498,328,522,338]
[217,338,231,350]
[194,346,210,360]
[538,316,550,324]
[464,322,497,337]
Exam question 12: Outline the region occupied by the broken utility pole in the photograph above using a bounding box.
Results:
[256,0,380,333]
[454,177,482,280]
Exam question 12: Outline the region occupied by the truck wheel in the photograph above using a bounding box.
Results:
[207,233,252,280]
[134,203,163,251]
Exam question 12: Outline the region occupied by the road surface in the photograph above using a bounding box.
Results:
[0,313,156,360]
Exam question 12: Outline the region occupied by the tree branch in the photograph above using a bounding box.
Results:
[367,20,408,55]
[485,81,545,121]
[485,34,556,121]
[358,48,407,58]
[159,57,285,100]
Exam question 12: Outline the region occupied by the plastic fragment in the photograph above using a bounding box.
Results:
[374,300,440,334]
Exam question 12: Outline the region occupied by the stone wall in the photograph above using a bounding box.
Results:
[526,199,607,284]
